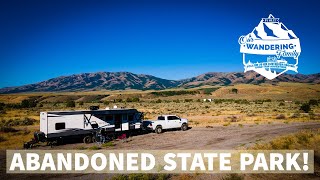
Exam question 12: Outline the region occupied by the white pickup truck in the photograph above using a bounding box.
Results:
[143,115,188,134]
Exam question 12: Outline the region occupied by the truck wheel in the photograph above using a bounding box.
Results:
[181,124,188,131]
[155,126,162,134]
[83,136,92,144]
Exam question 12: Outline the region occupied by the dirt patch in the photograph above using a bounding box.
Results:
[29,122,320,151]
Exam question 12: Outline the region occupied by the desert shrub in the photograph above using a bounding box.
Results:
[150,90,199,97]
[112,174,170,180]
[247,112,256,117]
[254,100,263,104]
[231,88,238,94]
[114,99,123,103]
[4,103,21,109]
[126,97,140,102]
[309,112,317,120]
[78,101,84,106]
[254,99,271,104]
[251,129,320,151]
[102,141,115,147]
[0,126,18,133]
[128,173,152,180]
[226,115,238,122]
[275,114,286,119]
[200,87,220,95]
[279,102,285,106]
[290,113,300,118]
[309,99,318,106]
[0,118,37,127]
[88,145,101,150]
[0,103,6,114]
[66,100,76,108]
[300,103,311,113]
[112,174,127,180]
[0,136,6,142]
[184,99,193,102]
[132,97,140,102]
[104,101,110,105]
[21,99,37,108]
[79,95,108,103]
[234,99,249,104]
[155,99,162,103]
[0,102,4,110]
[21,117,36,125]
[230,116,238,122]
[22,128,31,135]
[221,174,244,180]
[214,99,224,104]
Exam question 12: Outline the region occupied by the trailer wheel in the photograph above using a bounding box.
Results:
[83,136,92,144]
[155,126,162,134]
[49,140,58,148]
[181,124,188,131]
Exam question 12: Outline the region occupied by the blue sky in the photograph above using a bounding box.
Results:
[0,0,319,88]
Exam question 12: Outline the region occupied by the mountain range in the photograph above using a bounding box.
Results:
[0,71,319,94]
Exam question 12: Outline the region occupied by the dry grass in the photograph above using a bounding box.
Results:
[0,82,319,149]
[0,83,319,103]
[212,83,320,101]
[250,128,320,152]
[0,125,38,149]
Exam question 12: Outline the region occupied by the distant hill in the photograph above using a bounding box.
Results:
[0,71,319,94]
[0,72,179,93]
[180,72,320,88]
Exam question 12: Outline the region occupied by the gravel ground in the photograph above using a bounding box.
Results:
[38,121,320,150]
[1,122,320,180]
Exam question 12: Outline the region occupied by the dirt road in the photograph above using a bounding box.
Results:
[47,122,320,150]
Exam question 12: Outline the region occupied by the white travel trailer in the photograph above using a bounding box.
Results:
[39,108,143,143]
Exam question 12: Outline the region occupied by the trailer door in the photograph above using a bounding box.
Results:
[115,114,122,131]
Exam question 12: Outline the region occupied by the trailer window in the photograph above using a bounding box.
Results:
[55,123,65,130]
[128,114,134,122]
[105,115,113,120]
[105,115,113,123]
[122,114,128,121]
